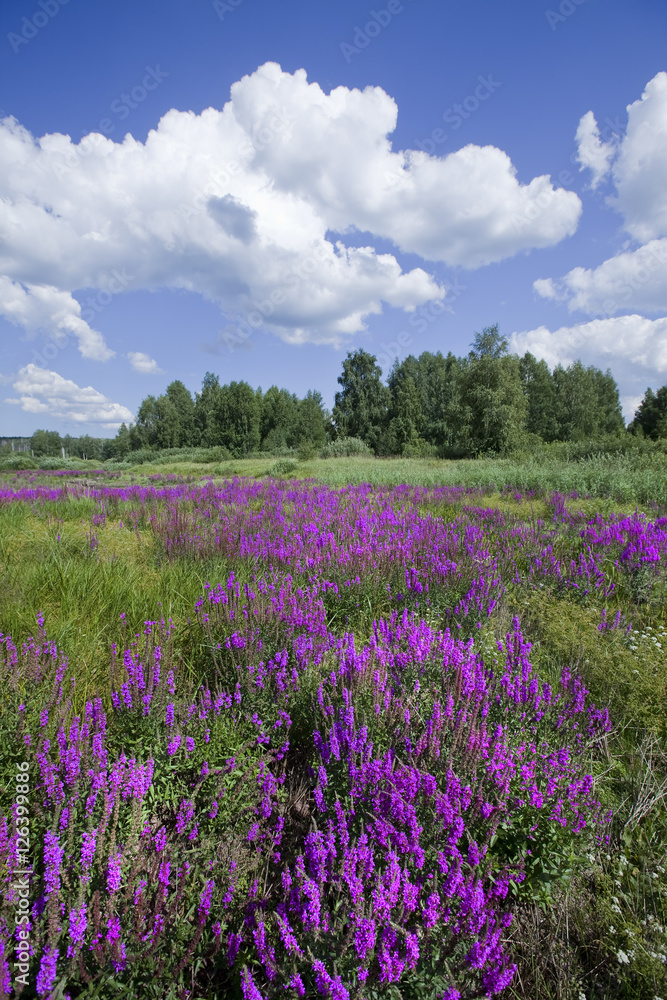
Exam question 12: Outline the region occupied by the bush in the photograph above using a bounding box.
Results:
[320,436,371,458]
[123,447,158,465]
[519,435,667,463]
[0,455,38,471]
[192,446,232,464]
[35,457,94,471]
[270,458,298,477]
[297,439,318,461]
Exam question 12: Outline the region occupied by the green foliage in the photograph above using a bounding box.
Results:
[0,454,38,470]
[415,350,463,454]
[210,381,261,456]
[110,422,131,459]
[320,436,371,458]
[520,352,560,442]
[333,348,390,453]
[553,361,625,442]
[195,371,222,447]
[260,386,328,453]
[459,332,529,455]
[166,380,198,448]
[296,438,317,461]
[30,428,62,457]
[629,385,667,440]
[384,357,424,455]
[470,322,509,358]
[18,323,637,471]
[270,458,298,477]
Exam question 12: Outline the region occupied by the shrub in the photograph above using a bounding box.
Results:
[0,455,38,471]
[320,437,371,458]
[297,439,317,462]
[270,459,298,477]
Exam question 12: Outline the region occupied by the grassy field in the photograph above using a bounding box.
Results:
[1,457,666,999]
[5,445,667,504]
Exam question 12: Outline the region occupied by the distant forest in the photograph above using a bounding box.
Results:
[8,326,667,462]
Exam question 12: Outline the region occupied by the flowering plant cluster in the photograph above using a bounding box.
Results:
[0,476,658,998]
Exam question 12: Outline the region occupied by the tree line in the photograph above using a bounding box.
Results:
[14,325,667,462]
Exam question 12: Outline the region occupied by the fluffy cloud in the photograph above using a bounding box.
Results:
[6,364,134,427]
[127,351,164,374]
[0,277,113,360]
[0,62,580,351]
[610,71,667,242]
[540,73,667,318]
[534,239,667,315]
[574,110,615,189]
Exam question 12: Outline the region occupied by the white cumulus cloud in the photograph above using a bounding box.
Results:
[6,364,134,427]
[610,71,667,242]
[534,239,667,315]
[537,73,667,319]
[0,62,581,352]
[0,277,113,360]
[574,110,616,189]
[127,351,164,374]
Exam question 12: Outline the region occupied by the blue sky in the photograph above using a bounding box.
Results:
[1,0,666,437]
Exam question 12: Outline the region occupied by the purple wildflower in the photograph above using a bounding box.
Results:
[36,946,58,997]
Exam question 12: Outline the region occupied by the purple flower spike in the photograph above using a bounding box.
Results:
[241,966,265,1000]
[36,946,58,997]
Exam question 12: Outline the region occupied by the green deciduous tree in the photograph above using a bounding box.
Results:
[153,395,180,450]
[519,352,559,443]
[470,323,509,359]
[592,368,625,436]
[415,351,463,453]
[75,435,101,461]
[195,372,222,447]
[385,357,424,455]
[110,423,131,459]
[260,386,299,451]
[210,381,261,457]
[295,390,328,450]
[629,386,667,439]
[333,349,389,453]
[30,429,62,457]
[165,381,197,447]
[131,395,159,450]
[553,361,625,441]
[458,326,528,455]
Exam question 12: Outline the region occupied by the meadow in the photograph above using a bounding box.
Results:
[0,455,666,1000]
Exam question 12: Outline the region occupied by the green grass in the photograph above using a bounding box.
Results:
[6,449,667,508]
[98,451,667,509]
